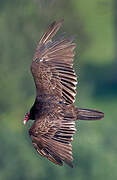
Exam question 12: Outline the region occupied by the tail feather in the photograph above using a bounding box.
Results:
[76,108,104,120]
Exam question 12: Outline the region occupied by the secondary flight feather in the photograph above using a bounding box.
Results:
[24,20,104,167]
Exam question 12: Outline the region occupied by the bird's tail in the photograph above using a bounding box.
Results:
[76,108,104,120]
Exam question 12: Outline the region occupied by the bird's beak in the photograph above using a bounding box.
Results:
[24,119,27,125]
[24,112,30,125]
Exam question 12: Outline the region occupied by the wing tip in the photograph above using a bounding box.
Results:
[64,159,74,168]
[41,19,64,44]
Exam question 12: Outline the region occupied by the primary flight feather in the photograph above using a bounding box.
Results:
[24,20,104,167]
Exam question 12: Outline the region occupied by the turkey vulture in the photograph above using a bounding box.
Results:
[24,20,104,167]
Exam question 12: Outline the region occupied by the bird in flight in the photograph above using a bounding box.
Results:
[24,20,104,167]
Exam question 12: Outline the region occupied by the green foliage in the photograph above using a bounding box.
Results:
[0,0,116,180]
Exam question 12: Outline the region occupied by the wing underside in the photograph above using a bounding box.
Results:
[31,20,77,105]
[30,20,77,167]
[29,110,76,167]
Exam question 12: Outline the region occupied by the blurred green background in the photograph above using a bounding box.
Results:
[0,0,116,179]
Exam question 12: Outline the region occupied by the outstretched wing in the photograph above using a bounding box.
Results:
[31,20,77,105]
[29,104,76,167]
[28,20,104,167]
[29,20,78,167]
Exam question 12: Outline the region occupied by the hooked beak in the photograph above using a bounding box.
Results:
[24,112,30,125]
[24,119,28,125]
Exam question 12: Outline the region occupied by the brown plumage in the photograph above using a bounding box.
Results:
[24,20,104,167]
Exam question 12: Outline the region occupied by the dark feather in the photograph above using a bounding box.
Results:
[26,20,104,168]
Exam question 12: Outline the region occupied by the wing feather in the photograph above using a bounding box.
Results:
[33,20,64,61]
[29,105,76,167]
[31,20,77,105]
[29,20,77,167]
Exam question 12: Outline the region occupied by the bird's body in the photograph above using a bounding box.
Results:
[24,20,104,167]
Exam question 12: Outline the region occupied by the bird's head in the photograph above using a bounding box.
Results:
[24,112,30,125]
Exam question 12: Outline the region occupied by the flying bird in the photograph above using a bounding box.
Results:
[24,20,104,167]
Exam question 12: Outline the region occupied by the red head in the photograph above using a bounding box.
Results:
[24,112,30,125]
